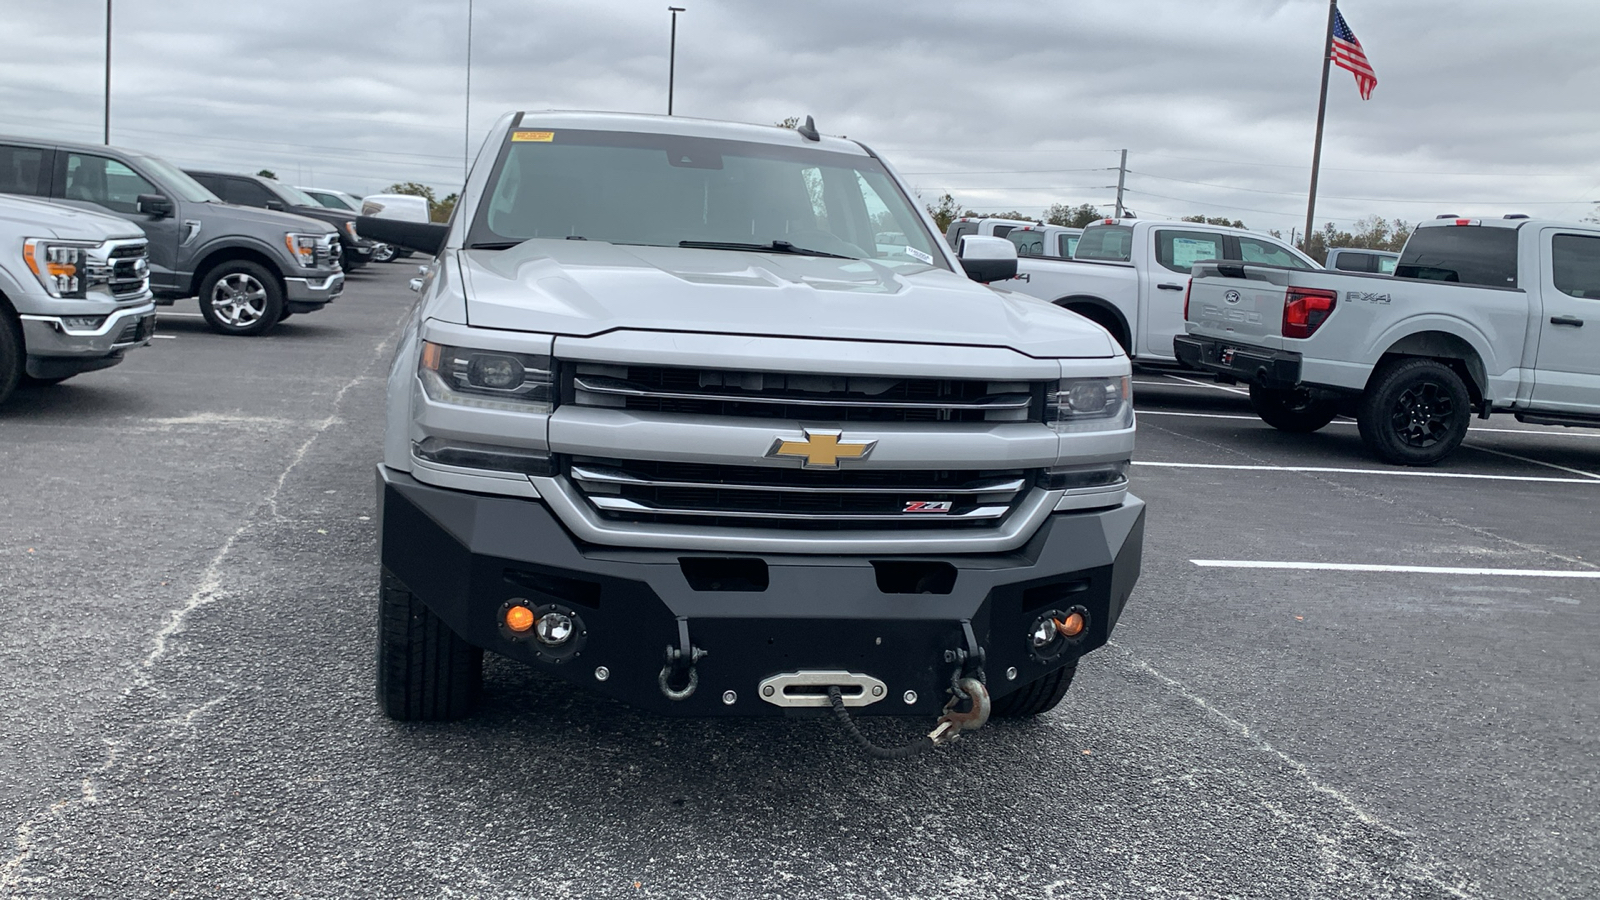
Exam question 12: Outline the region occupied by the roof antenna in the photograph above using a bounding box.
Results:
[796,115,820,142]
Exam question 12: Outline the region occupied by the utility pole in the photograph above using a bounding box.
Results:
[667,7,685,115]
[1303,0,1338,252]
[103,0,112,144]
[464,0,473,180]
[1113,149,1127,218]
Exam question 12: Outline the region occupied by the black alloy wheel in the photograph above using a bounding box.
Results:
[1357,358,1471,466]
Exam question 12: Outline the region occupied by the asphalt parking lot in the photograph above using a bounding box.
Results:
[1,265,1594,899]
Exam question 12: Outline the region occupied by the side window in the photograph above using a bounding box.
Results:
[64,153,155,213]
[1552,234,1600,300]
[1239,236,1314,269]
[1154,229,1224,274]
[991,224,1016,239]
[1377,255,1398,275]
[189,173,226,196]
[947,221,976,249]
[0,145,47,196]
[1060,234,1078,258]
[225,178,278,208]
[1330,251,1368,272]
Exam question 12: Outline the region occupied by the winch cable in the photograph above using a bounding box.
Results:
[827,687,936,759]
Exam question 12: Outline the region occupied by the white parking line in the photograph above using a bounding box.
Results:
[1466,444,1600,480]
[1136,408,1600,439]
[1133,380,1235,390]
[158,312,205,319]
[1192,559,1600,578]
[151,335,177,340]
[1133,460,1600,485]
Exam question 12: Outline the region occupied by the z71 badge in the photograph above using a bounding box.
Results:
[903,501,954,513]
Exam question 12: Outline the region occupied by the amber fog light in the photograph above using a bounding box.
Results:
[504,605,535,633]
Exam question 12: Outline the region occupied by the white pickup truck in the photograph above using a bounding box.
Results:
[1002,219,1318,362]
[1175,215,1600,465]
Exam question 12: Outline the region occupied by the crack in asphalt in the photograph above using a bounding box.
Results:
[0,334,397,892]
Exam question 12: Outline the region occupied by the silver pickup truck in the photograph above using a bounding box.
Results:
[0,195,154,406]
[1176,215,1600,465]
[369,111,1144,739]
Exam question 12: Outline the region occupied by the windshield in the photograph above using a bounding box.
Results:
[309,191,357,211]
[132,153,218,202]
[1073,225,1135,262]
[1006,230,1051,258]
[266,181,321,208]
[468,128,948,268]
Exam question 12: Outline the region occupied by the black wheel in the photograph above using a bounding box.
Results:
[0,313,21,406]
[21,373,75,387]
[197,260,284,336]
[1249,384,1340,433]
[371,244,396,263]
[376,568,482,720]
[991,663,1077,717]
[1356,358,1471,466]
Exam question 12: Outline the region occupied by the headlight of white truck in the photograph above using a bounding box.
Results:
[1046,375,1132,432]
[418,341,554,412]
[22,239,100,299]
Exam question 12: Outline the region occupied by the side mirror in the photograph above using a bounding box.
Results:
[136,194,173,218]
[957,235,1019,284]
[356,216,449,256]
[264,200,286,212]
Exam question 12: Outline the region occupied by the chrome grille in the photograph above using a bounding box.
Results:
[98,241,149,299]
[569,364,1042,423]
[567,457,1035,530]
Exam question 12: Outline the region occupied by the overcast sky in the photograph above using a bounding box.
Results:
[2,0,1596,237]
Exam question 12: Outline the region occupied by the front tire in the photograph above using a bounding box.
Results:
[1250,384,1340,433]
[376,568,483,721]
[0,313,22,406]
[198,261,284,336]
[371,244,396,263]
[1356,358,1471,466]
[991,663,1077,717]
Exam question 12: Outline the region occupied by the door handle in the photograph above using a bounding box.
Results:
[1550,316,1584,327]
[1157,283,1184,291]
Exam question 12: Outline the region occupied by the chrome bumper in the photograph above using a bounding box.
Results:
[19,302,158,358]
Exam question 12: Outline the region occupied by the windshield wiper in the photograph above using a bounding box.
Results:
[678,239,854,260]
[468,240,525,250]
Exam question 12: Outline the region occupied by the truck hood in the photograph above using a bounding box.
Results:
[458,241,1119,359]
[0,196,144,241]
[200,201,338,235]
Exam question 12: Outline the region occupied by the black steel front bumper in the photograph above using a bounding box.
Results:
[377,467,1145,717]
[1173,335,1303,390]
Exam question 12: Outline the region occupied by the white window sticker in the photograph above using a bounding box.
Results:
[1172,237,1221,269]
[905,246,934,264]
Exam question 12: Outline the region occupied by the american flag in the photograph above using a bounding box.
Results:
[1331,8,1377,100]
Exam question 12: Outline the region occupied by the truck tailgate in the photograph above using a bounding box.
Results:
[1184,262,1293,349]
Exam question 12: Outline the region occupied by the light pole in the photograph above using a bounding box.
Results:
[103,0,111,144]
[464,0,473,180]
[667,6,685,115]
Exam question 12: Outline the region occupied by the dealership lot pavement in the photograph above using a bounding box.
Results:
[1,266,1594,898]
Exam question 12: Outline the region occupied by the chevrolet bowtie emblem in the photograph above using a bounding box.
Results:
[769,429,876,469]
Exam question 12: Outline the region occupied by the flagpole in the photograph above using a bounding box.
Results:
[1303,0,1338,255]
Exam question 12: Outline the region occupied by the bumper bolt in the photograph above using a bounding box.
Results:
[1006,667,1018,681]
[761,684,775,698]
[871,685,884,697]
[594,666,610,682]
[903,690,918,705]
[722,690,737,706]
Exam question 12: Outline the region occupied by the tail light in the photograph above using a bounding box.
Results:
[1183,278,1193,320]
[1283,286,1337,339]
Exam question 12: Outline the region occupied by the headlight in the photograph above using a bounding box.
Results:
[419,341,554,412]
[344,221,361,241]
[22,239,97,299]
[1046,375,1131,432]
[284,233,320,268]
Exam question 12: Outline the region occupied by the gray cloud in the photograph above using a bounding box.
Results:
[2,0,1595,235]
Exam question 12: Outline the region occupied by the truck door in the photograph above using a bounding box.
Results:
[55,150,182,293]
[1531,229,1600,415]
[1141,228,1225,358]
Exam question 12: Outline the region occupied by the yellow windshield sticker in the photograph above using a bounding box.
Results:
[512,130,555,142]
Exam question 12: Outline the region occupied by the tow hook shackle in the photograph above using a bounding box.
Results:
[929,677,991,746]
[658,616,706,701]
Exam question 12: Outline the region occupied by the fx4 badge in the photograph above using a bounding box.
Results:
[1348,290,1392,304]
[904,501,953,513]
[769,428,876,469]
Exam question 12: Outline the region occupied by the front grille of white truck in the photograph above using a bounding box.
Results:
[568,364,1043,423]
[567,458,1034,530]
